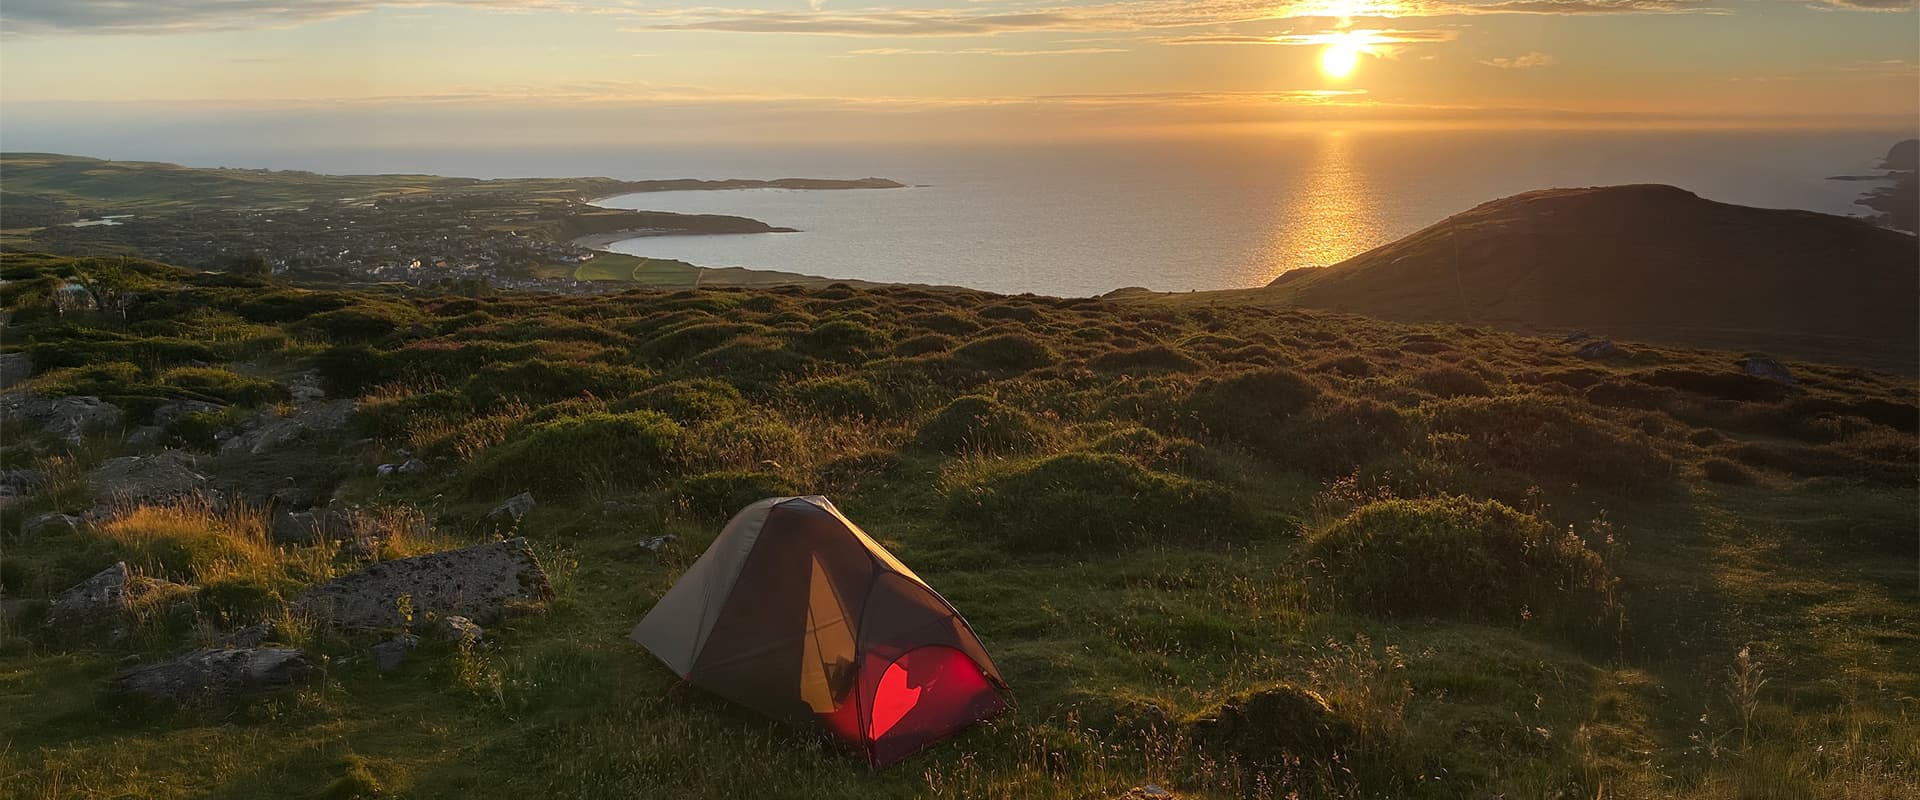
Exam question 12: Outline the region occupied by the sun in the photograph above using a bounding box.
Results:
[1320,41,1361,79]
[1316,30,1380,80]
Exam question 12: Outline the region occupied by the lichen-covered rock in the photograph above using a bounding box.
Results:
[370,633,420,672]
[219,399,355,456]
[486,492,536,525]
[89,449,207,505]
[295,538,552,629]
[0,351,32,389]
[1738,356,1796,385]
[0,393,123,445]
[21,511,82,541]
[43,563,192,644]
[107,648,316,705]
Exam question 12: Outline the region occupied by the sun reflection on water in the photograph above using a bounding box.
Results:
[1257,130,1385,284]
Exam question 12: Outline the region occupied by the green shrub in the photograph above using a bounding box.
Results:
[689,336,810,387]
[794,375,891,418]
[1183,368,1320,442]
[617,378,747,422]
[466,360,652,406]
[235,290,354,323]
[196,575,284,624]
[949,334,1057,373]
[1412,366,1491,398]
[354,389,471,438]
[1185,683,1364,772]
[155,366,284,405]
[468,411,682,495]
[892,333,956,357]
[1307,496,1617,629]
[1270,397,1416,477]
[1425,395,1673,490]
[314,345,399,395]
[35,361,146,396]
[635,322,760,363]
[794,319,888,358]
[302,304,418,343]
[947,452,1252,553]
[1088,345,1203,374]
[914,396,1049,455]
[902,312,981,336]
[26,334,217,370]
[678,471,797,517]
[979,304,1043,323]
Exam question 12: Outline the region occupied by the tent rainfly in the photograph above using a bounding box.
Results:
[631,496,1009,767]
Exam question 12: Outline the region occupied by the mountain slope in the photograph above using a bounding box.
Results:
[1155,185,1919,369]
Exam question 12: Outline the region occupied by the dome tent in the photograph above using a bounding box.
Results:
[631,496,1009,767]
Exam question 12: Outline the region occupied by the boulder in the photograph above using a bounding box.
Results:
[88,449,208,505]
[0,394,123,445]
[0,351,31,389]
[295,537,553,629]
[227,621,282,648]
[1738,356,1796,385]
[151,399,225,428]
[124,426,166,449]
[219,399,355,456]
[21,511,82,541]
[43,563,192,644]
[107,648,316,705]
[639,535,677,553]
[396,458,429,476]
[270,505,357,545]
[1574,339,1618,359]
[486,492,536,525]
[370,633,420,672]
[436,615,486,646]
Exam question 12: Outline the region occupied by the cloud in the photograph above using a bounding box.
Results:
[843,46,1128,56]
[3,0,1731,37]
[1817,0,1916,9]
[1157,29,1460,45]
[1480,51,1554,68]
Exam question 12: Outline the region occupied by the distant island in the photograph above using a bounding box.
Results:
[0,153,904,292]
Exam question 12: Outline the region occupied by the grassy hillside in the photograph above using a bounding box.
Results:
[1,251,1916,799]
[1142,185,1919,371]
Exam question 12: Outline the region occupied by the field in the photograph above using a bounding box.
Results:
[1,251,1916,799]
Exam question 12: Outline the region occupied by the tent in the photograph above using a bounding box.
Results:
[631,496,1009,767]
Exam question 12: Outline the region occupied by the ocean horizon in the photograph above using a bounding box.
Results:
[44,128,1912,297]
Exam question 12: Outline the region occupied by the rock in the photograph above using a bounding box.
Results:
[1738,356,1796,385]
[88,449,208,505]
[375,464,398,478]
[0,468,46,510]
[370,633,420,672]
[295,538,553,629]
[227,621,281,648]
[0,394,123,445]
[0,351,31,389]
[271,504,359,545]
[1560,330,1591,344]
[1128,785,1176,799]
[487,492,536,525]
[287,371,328,404]
[151,399,225,428]
[21,511,82,541]
[638,535,677,553]
[1574,339,1617,359]
[436,615,485,646]
[396,458,429,476]
[107,648,316,705]
[124,426,167,449]
[219,399,356,456]
[43,563,191,644]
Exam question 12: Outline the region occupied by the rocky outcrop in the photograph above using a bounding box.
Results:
[295,538,552,629]
[0,393,123,445]
[1738,356,1796,385]
[486,492,535,526]
[107,648,316,705]
[218,399,355,456]
[89,449,208,505]
[0,352,31,389]
[43,563,193,644]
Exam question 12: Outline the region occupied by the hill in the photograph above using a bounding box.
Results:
[1143,185,1918,370]
[1,251,1915,799]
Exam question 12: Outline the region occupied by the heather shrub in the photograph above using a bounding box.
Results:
[793,375,891,418]
[1183,367,1320,442]
[301,303,419,343]
[891,333,956,357]
[945,452,1252,553]
[1411,365,1491,398]
[1307,496,1617,629]
[467,411,681,495]
[466,360,652,406]
[1088,345,1203,374]
[949,333,1057,373]
[914,396,1049,455]
[617,378,747,422]
[1424,394,1674,490]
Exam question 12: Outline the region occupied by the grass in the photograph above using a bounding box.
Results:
[0,251,1915,799]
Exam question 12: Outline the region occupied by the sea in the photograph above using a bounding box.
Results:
[99,129,1919,297]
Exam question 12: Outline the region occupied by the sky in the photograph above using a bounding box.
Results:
[1,0,1916,148]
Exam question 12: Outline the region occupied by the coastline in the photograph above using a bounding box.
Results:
[569,227,797,250]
